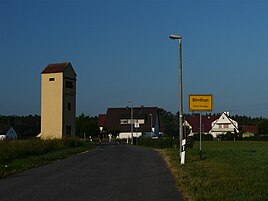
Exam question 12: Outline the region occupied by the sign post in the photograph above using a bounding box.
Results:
[189,94,213,160]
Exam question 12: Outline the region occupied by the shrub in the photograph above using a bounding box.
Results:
[193,133,213,141]
[186,136,194,148]
[0,139,85,164]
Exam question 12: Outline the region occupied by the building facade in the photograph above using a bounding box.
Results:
[0,126,17,140]
[184,112,239,139]
[39,62,76,139]
[210,112,239,138]
[99,107,160,139]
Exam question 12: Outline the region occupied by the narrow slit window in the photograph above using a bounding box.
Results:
[49,78,55,81]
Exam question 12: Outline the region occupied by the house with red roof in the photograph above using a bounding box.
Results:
[184,112,240,138]
[184,115,219,135]
[240,125,258,138]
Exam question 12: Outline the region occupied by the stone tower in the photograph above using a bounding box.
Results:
[40,62,76,139]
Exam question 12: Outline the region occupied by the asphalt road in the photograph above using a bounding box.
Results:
[0,144,184,201]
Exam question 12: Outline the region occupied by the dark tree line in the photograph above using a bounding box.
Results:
[76,114,99,138]
[0,115,41,138]
[1,110,268,139]
[0,114,99,139]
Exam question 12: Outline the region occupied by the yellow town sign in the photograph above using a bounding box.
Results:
[189,94,213,111]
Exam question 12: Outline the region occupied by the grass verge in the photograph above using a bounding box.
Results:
[159,141,268,201]
[0,139,94,178]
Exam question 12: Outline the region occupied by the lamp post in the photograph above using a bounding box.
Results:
[128,100,133,144]
[149,114,153,138]
[169,34,184,163]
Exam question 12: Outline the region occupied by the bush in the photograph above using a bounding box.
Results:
[217,133,238,141]
[186,136,194,148]
[193,133,213,141]
[0,139,86,164]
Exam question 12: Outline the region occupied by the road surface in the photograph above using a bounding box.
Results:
[0,144,184,201]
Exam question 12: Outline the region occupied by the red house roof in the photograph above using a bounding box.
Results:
[186,116,219,133]
[98,114,106,127]
[240,125,258,134]
[41,62,76,74]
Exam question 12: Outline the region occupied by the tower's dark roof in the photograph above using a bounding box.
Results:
[41,62,72,74]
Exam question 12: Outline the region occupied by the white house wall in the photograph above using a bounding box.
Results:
[210,113,239,138]
[118,132,142,139]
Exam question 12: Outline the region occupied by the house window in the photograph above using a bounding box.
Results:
[224,124,229,128]
[66,126,71,136]
[120,119,128,124]
[49,78,55,81]
[138,119,145,124]
[68,103,71,111]
[66,81,73,88]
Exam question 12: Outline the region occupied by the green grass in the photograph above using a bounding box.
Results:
[160,141,268,201]
[0,139,93,178]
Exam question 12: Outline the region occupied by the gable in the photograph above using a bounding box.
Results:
[64,63,77,79]
[215,113,231,124]
[211,112,239,133]
[2,127,17,139]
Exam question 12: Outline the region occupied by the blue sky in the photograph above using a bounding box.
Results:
[1,0,268,117]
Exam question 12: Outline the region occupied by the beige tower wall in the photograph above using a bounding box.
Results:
[41,73,63,139]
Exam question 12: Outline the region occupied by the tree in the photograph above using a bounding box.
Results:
[257,120,268,135]
[76,114,99,138]
[0,115,41,138]
[158,108,178,137]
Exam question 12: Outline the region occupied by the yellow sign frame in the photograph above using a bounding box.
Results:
[189,94,213,111]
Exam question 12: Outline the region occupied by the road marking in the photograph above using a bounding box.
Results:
[77,150,90,155]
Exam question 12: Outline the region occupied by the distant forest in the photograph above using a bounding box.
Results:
[0,109,268,139]
[0,114,98,139]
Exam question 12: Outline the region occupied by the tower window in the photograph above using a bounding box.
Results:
[66,81,73,88]
[49,78,55,81]
[66,126,71,136]
[68,103,71,111]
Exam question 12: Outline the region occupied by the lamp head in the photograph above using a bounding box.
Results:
[169,34,182,40]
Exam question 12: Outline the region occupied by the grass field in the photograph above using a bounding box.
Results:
[0,139,93,178]
[161,141,268,201]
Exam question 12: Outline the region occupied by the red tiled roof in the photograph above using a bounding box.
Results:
[240,125,258,134]
[186,116,219,133]
[41,62,71,74]
[98,114,106,127]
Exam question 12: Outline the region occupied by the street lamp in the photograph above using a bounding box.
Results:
[169,34,184,163]
[149,114,153,138]
[128,100,133,144]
